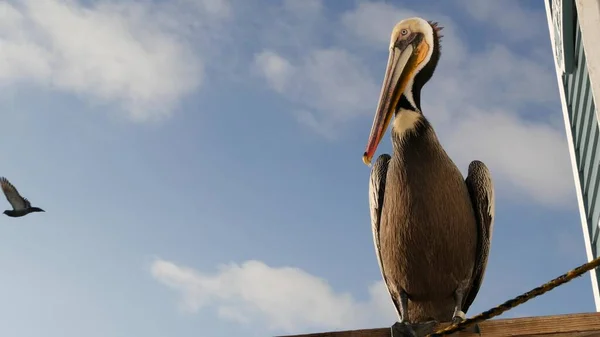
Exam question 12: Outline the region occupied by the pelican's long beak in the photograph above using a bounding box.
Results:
[362,38,425,166]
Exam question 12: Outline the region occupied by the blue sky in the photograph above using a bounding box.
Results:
[0,0,597,336]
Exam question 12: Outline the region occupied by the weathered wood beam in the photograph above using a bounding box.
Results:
[277,312,600,337]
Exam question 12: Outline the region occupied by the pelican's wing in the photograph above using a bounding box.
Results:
[369,154,400,317]
[463,160,495,313]
[0,177,30,211]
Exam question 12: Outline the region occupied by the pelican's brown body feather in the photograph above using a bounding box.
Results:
[379,119,477,321]
[364,18,495,331]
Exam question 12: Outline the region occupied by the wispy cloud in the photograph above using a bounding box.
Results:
[151,258,396,334]
[253,48,379,137]
[443,110,573,206]
[0,0,219,122]
[456,0,548,43]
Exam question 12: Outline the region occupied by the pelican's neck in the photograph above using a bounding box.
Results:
[391,107,425,151]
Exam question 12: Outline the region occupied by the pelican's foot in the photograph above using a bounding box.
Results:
[413,320,438,336]
[391,320,438,337]
[391,321,416,337]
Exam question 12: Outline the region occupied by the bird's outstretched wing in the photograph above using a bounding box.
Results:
[462,160,495,313]
[0,177,30,211]
[369,154,399,316]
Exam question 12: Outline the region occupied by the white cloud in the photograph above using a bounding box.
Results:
[151,258,396,334]
[457,44,557,107]
[254,1,575,208]
[456,0,548,43]
[443,109,574,206]
[253,48,379,136]
[253,51,295,94]
[0,0,207,122]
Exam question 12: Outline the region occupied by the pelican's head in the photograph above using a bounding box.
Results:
[362,17,443,166]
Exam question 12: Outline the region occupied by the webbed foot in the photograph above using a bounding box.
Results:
[391,321,417,337]
[391,320,438,337]
[412,320,438,336]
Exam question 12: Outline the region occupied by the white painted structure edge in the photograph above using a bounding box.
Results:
[544,0,600,312]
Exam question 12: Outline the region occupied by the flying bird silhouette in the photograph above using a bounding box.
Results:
[0,177,45,217]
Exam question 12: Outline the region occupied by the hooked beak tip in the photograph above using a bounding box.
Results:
[362,152,372,167]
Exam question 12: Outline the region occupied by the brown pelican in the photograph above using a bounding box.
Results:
[1,177,45,217]
[363,18,494,337]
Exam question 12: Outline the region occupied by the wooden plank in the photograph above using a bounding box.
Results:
[277,312,600,337]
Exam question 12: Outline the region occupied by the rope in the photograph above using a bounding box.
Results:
[427,255,600,336]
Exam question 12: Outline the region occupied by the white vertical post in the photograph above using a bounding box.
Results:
[545,0,600,312]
